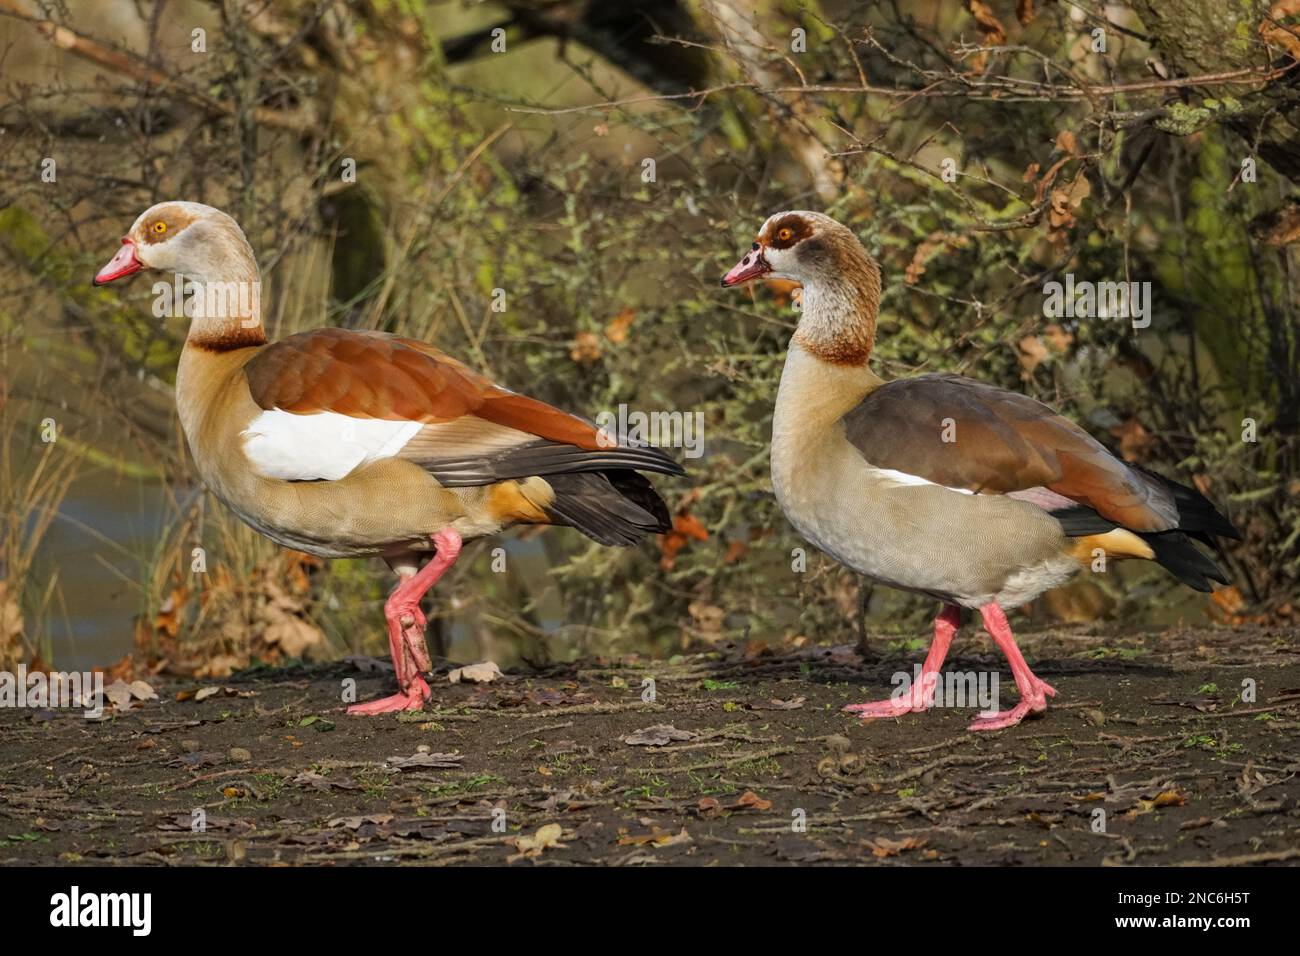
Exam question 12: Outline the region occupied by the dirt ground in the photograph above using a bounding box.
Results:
[2,624,1298,867]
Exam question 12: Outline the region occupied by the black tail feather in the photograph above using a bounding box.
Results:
[1049,468,1236,592]
[543,470,672,546]
[1139,530,1231,592]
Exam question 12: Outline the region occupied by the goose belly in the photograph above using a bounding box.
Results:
[771,436,1076,608]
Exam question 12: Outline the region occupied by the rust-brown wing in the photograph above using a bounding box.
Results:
[242,328,604,448]
[239,328,683,486]
[841,373,1180,531]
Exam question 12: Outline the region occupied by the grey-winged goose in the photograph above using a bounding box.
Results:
[721,210,1238,730]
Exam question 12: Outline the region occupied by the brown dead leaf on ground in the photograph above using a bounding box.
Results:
[866,836,930,858]
[1130,789,1188,817]
[735,791,772,811]
[1209,585,1247,625]
[617,826,692,848]
[448,661,503,684]
[193,654,244,680]
[621,724,697,746]
[751,696,806,710]
[387,751,464,770]
[103,678,156,710]
[328,813,394,830]
[697,791,772,817]
[510,823,565,861]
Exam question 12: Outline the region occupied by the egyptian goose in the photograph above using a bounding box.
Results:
[94,202,683,714]
[721,211,1238,731]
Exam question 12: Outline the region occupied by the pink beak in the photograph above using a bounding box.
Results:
[720,243,771,287]
[94,239,142,285]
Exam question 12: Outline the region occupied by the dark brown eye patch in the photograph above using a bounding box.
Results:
[139,204,197,244]
[762,214,812,250]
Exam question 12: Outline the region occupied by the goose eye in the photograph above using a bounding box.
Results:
[152,221,167,235]
[777,227,793,242]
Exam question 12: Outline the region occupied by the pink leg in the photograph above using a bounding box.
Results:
[348,529,462,716]
[966,602,1057,732]
[844,605,961,720]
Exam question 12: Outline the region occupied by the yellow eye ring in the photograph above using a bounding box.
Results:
[152,221,167,235]
[777,227,793,242]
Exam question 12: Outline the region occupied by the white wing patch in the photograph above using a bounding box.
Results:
[871,467,975,495]
[241,409,422,481]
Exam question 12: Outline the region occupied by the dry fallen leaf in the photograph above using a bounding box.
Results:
[570,330,602,365]
[750,696,806,711]
[448,661,503,685]
[621,724,697,747]
[686,600,725,637]
[1133,789,1188,815]
[511,823,565,860]
[964,0,1006,72]
[735,791,773,812]
[1017,335,1050,378]
[1260,0,1300,61]
[387,752,464,770]
[866,835,930,858]
[1110,418,1154,462]
[104,680,134,710]
[659,511,709,571]
[617,826,692,848]
[328,814,394,830]
[605,308,635,344]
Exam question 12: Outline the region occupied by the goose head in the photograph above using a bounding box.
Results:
[94,201,255,286]
[721,210,882,366]
[720,210,868,287]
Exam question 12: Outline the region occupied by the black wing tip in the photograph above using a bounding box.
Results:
[608,440,687,477]
[1132,465,1240,540]
[543,471,673,546]
[1140,530,1232,593]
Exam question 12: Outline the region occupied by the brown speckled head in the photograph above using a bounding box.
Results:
[722,210,882,366]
